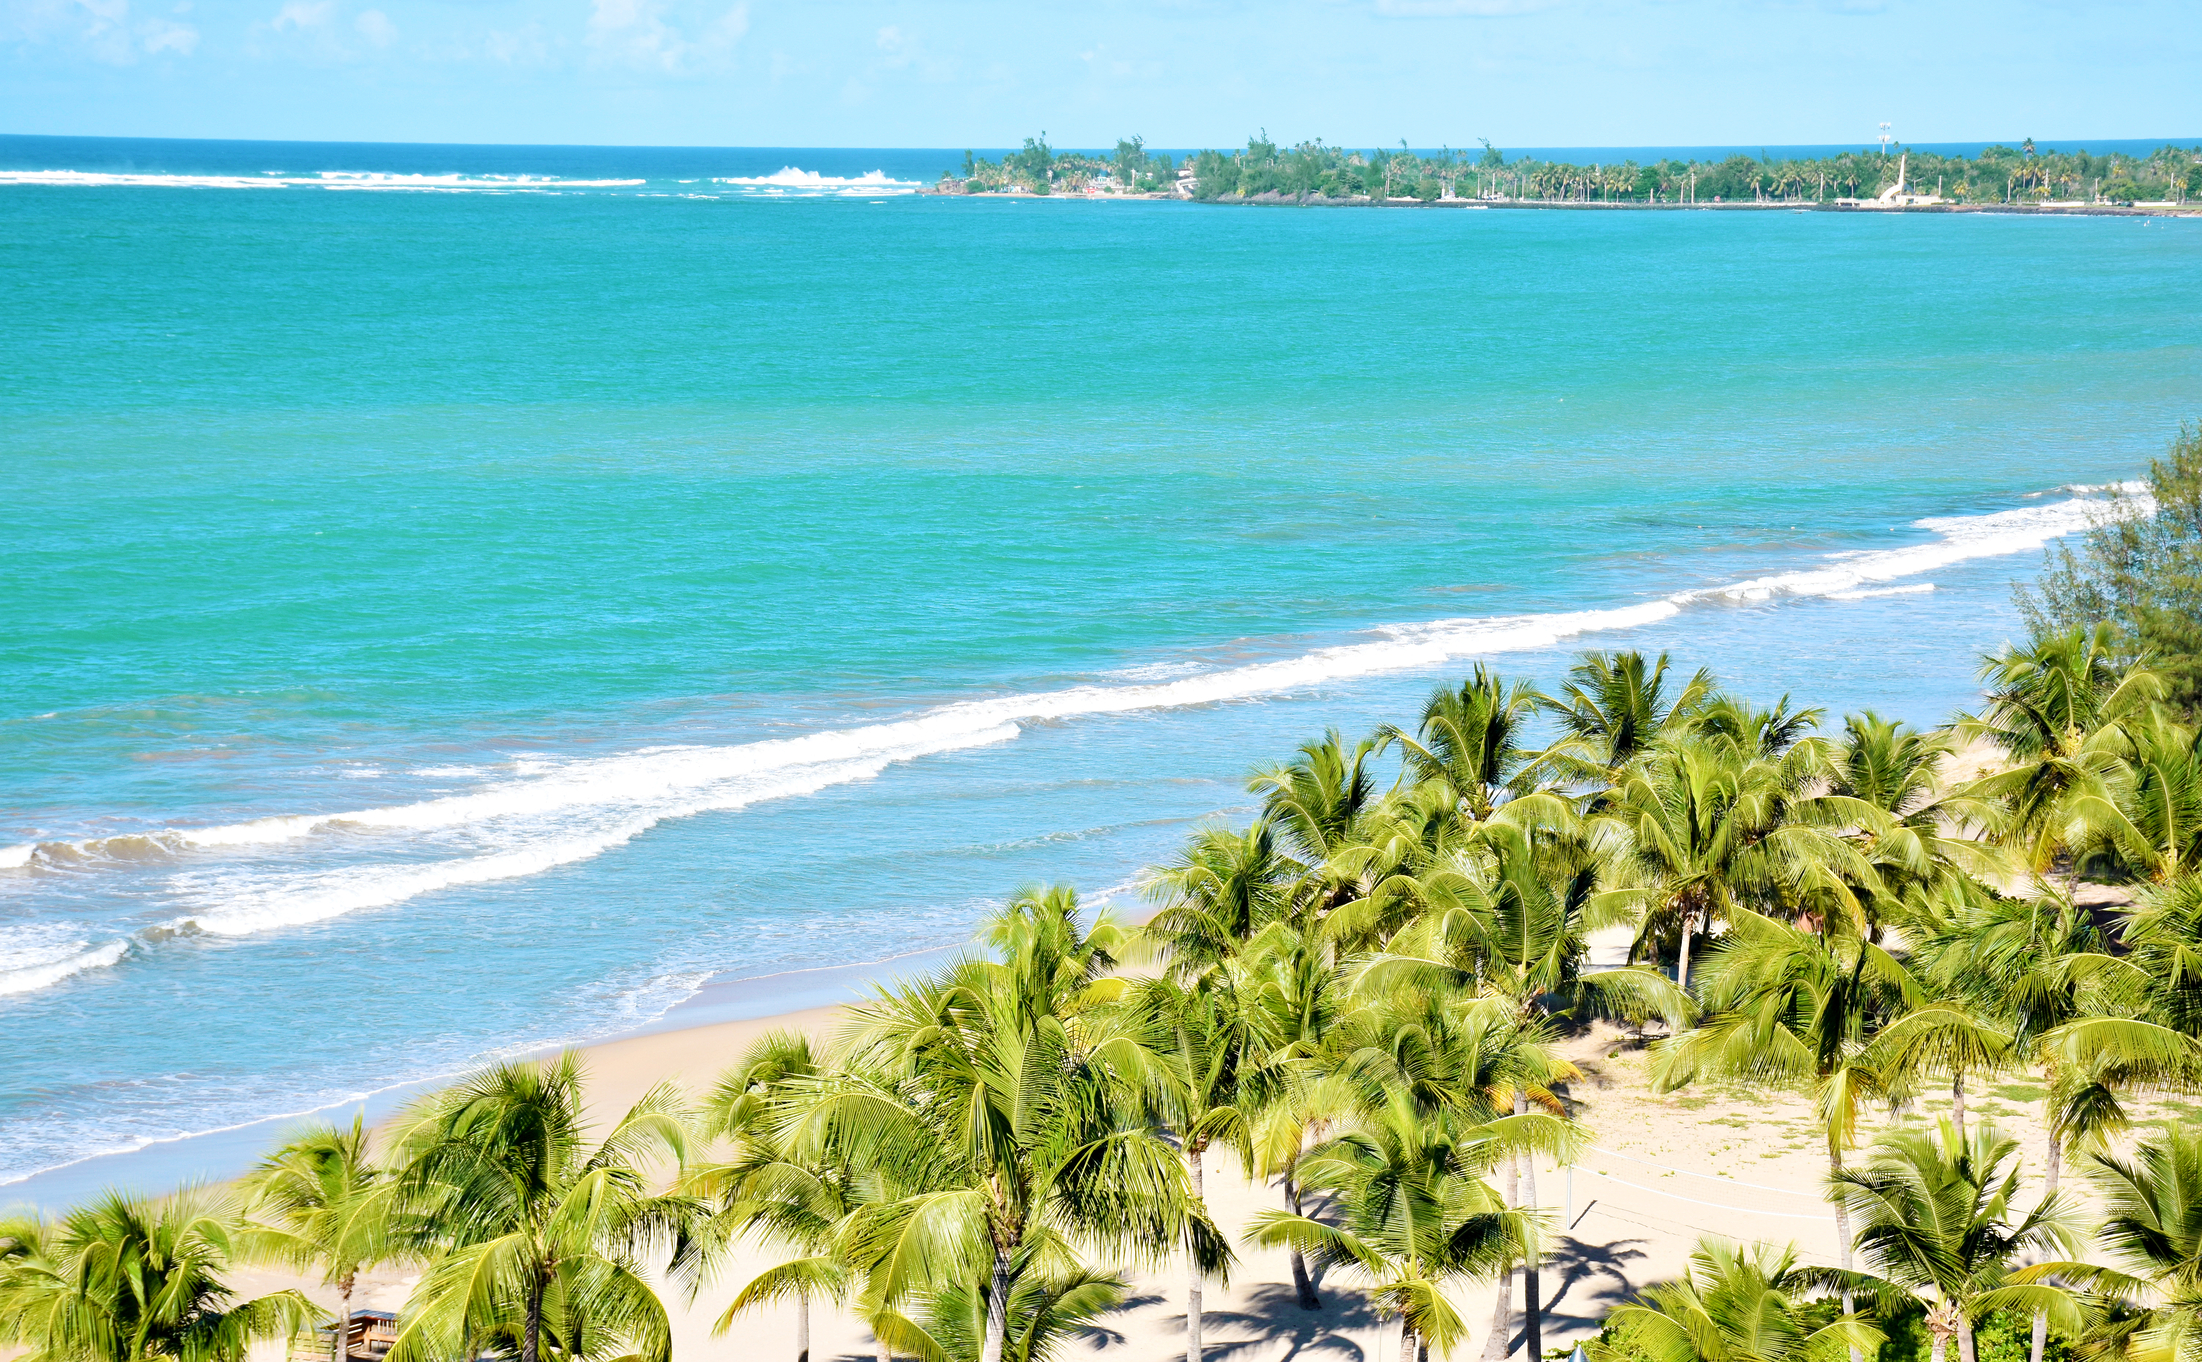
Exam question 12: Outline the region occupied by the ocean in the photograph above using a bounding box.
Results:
[3,134,2198,1204]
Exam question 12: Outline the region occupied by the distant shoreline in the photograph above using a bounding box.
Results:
[928,186,2202,217]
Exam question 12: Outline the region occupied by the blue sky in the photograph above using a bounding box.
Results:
[2,0,2197,149]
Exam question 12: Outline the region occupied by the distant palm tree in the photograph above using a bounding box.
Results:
[1381,668,1544,822]
[242,1115,406,1362]
[1592,1238,1881,1362]
[1596,736,1876,989]
[0,1189,310,1362]
[388,1053,699,1362]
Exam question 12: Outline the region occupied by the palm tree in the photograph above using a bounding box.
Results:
[798,887,1228,1362]
[242,1115,405,1362]
[2099,713,2202,882]
[1248,1087,1551,1362]
[1381,668,1544,822]
[1592,1238,1881,1362]
[1653,906,1916,1354]
[0,1189,311,1362]
[1960,624,2163,881]
[387,1053,699,1362]
[1123,969,1262,1362]
[2014,1127,2202,1362]
[1542,650,1714,780]
[1252,729,1382,874]
[1596,735,1877,990]
[875,1250,1128,1362]
[1143,823,1299,978]
[1831,1118,2079,1362]
[687,1031,855,1362]
[1830,713,2001,925]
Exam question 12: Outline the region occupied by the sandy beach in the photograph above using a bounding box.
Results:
[223,974,2149,1362]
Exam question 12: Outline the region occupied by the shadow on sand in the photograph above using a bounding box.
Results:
[1128,1276,1377,1362]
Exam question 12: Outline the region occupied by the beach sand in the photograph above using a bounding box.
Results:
[227,985,2148,1362]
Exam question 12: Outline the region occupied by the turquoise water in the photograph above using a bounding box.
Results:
[4,136,2200,1202]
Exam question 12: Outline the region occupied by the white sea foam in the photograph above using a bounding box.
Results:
[0,936,130,996]
[0,488,2146,965]
[1827,584,1937,601]
[712,167,919,195]
[0,169,644,192]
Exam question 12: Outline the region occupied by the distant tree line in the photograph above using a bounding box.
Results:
[949,134,1178,195]
[1187,135,2202,204]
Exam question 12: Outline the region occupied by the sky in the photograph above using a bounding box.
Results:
[1,0,2198,150]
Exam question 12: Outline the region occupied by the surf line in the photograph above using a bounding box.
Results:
[0,488,2140,945]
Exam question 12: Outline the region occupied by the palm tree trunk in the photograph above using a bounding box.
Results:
[982,1249,1013,1362]
[522,1274,545,1362]
[1958,1315,1978,1362]
[1187,1147,1205,1362]
[1401,1323,1420,1362]
[1931,1333,1949,1362]
[1285,1172,1321,1310]
[1676,910,1696,991]
[1517,1091,1541,1362]
[798,1294,811,1362]
[1481,1128,1522,1360]
[1951,1070,1967,1143]
[330,1276,352,1362]
[2030,1133,2061,1362]
[1831,1143,1859,1362]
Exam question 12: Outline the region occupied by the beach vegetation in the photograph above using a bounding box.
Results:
[33,557,2202,1362]
[2020,426,2202,719]
[0,1190,311,1362]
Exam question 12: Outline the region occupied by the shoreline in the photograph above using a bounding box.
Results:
[0,939,973,1210]
[933,187,2202,216]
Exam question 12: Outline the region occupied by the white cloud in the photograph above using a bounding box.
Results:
[870,22,953,78]
[485,19,553,64]
[59,0,199,61]
[353,7,394,45]
[586,0,745,73]
[271,0,332,29]
[138,13,195,48]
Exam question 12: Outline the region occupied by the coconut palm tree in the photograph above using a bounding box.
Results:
[1829,714,2002,926]
[1960,624,2164,881]
[1247,1087,1552,1362]
[1831,1118,2080,1362]
[797,887,1228,1362]
[0,1189,310,1362]
[875,1248,1128,1362]
[1380,668,1544,822]
[1122,968,1265,1362]
[1652,906,1915,1351]
[686,1032,858,1362]
[241,1115,406,1362]
[1542,651,1714,780]
[1143,823,1299,979]
[1591,1238,1881,1362]
[1595,735,1878,989]
[2013,1127,2202,1362]
[1251,729,1383,873]
[387,1053,699,1362]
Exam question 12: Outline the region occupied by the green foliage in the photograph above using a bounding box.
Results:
[2019,425,2202,717]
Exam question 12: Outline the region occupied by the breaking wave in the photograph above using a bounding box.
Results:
[0,487,2141,987]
